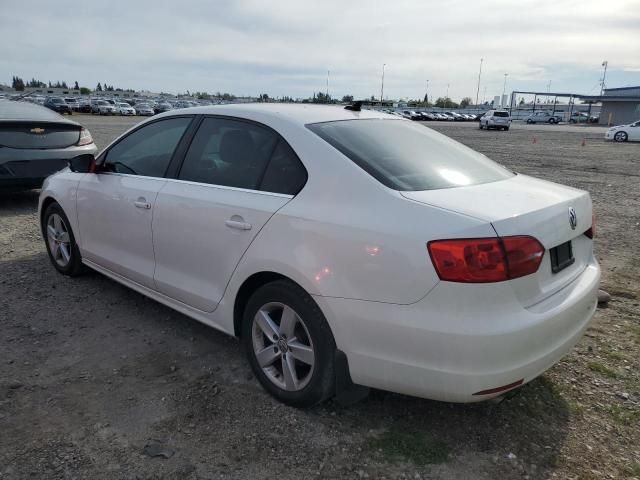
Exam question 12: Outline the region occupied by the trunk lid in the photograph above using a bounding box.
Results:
[401,174,594,307]
[0,121,81,149]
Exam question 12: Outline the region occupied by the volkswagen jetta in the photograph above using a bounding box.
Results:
[39,104,600,407]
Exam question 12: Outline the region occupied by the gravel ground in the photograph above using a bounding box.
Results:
[1,114,639,480]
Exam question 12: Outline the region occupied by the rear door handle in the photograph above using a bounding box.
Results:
[225,219,252,230]
[134,199,151,209]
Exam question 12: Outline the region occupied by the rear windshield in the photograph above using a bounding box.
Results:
[493,111,509,117]
[307,119,513,191]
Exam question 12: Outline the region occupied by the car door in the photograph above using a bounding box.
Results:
[152,116,307,312]
[76,116,193,289]
[630,121,640,141]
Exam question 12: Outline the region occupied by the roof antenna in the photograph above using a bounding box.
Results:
[344,101,362,112]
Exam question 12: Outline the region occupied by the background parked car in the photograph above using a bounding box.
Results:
[525,111,562,124]
[91,100,117,115]
[64,98,80,111]
[134,103,155,116]
[116,102,136,116]
[44,97,73,115]
[479,110,511,130]
[0,99,96,189]
[605,120,640,142]
[154,102,173,114]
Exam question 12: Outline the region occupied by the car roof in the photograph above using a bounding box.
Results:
[155,103,394,125]
[0,99,78,124]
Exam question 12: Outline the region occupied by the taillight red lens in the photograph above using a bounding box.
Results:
[427,236,544,283]
[501,236,545,279]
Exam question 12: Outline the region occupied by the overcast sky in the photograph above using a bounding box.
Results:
[1,0,639,101]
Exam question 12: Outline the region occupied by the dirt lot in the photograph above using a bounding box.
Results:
[1,115,639,480]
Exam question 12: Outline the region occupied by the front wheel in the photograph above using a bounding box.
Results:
[614,131,628,142]
[242,280,336,407]
[504,126,510,131]
[526,119,533,124]
[42,202,84,276]
[479,123,484,130]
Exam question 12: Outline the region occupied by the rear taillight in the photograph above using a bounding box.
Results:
[77,127,93,146]
[584,211,595,239]
[427,236,544,283]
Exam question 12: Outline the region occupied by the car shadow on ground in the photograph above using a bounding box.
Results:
[1,250,571,478]
[0,188,40,213]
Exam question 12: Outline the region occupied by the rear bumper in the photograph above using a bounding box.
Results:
[0,144,97,187]
[315,259,600,403]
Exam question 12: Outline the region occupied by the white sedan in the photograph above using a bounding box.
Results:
[605,120,640,142]
[116,102,136,116]
[38,104,600,407]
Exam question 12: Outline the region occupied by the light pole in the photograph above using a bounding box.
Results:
[425,79,429,106]
[326,69,330,103]
[501,73,508,107]
[475,58,483,108]
[600,61,608,96]
[380,64,386,104]
[445,83,449,109]
[547,80,551,93]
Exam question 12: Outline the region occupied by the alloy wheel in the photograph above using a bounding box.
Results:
[251,302,315,392]
[46,213,71,267]
[614,132,627,142]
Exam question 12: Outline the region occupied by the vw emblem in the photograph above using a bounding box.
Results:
[568,207,577,230]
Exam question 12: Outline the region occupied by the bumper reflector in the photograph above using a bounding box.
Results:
[472,379,524,396]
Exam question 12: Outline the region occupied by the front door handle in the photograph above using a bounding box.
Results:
[134,198,151,209]
[225,218,252,230]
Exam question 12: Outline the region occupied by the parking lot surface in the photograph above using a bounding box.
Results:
[1,115,639,479]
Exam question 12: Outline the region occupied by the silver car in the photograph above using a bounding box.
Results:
[0,100,97,189]
[479,110,511,130]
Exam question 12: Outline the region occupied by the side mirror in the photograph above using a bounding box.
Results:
[68,154,96,173]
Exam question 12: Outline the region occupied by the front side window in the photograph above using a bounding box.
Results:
[308,119,513,191]
[105,117,191,177]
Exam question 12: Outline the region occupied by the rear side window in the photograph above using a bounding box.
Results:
[308,119,513,191]
[105,117,191,177]
[179,117,306,194]
[259,140,307,195]
[179,117,278,190]
[493,111,509,117]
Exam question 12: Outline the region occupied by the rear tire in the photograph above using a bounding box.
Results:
[42,202,84,276]
[526,119,533,124]
[242,280,336,407]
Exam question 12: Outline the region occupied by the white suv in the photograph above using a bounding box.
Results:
[479,110,511,131]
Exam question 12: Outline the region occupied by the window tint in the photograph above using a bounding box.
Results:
[105,117,191,177]
[308,119,513,191]
[259,140,307,195]
[493,111,509,117]
[179,117,278,190]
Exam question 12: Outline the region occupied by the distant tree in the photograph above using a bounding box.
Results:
[435,97,458,108]
[96,82,102,92]
[12,76,25,91]
[459,97,472,108]
[48,81,52,88]
[80,87,91,95]
[74,81,79,90]
[519,97,525,105]
[342,95,354,103]
[370,95,376,101]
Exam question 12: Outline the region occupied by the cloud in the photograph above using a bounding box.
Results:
[1,0,639,99]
